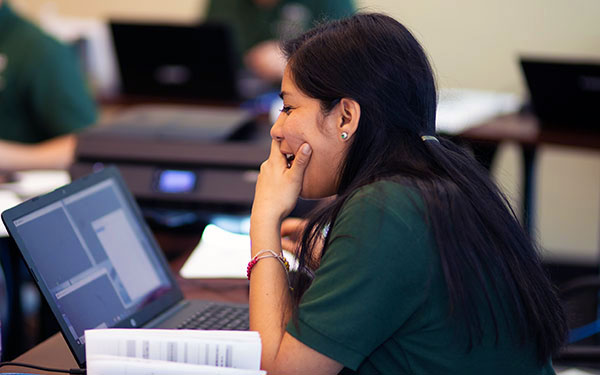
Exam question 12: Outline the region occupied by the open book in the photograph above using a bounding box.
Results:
[85,329,266,375]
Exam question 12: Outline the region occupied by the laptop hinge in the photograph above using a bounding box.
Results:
[144,300,190,328]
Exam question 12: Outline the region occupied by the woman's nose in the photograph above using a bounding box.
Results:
[270,114,284,141]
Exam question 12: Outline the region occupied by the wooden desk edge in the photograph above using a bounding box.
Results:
[2,333,78,374]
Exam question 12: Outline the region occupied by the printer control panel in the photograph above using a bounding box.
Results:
[153,169,197,194]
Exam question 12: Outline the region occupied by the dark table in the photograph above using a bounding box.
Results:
[457,113,600,232]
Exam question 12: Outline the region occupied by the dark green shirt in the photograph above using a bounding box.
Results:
[287,180,555,374]
[205,0,355,55]
[0,3,96,143]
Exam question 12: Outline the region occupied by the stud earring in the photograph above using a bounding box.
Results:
[341,132,349,140]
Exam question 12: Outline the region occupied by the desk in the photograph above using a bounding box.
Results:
[0,232,249,374]
[460,112,600,150]
[458,113,600,231]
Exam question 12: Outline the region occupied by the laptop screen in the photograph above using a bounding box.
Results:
[520,57,600,129]
[2,167,183,365]
[110,21,240,102]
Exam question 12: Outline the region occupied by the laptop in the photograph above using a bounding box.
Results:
[87,104,254,142]
[520,57,600,131]
[110,21,240,102]
[1,166,249,368]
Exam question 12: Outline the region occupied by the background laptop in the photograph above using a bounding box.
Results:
[520,57,600,131]
[110,21,240,102]
[1,166,248,368]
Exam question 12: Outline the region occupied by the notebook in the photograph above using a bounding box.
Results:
[1,166,249,368]
[110,21,240,101]
[520,57,600,131]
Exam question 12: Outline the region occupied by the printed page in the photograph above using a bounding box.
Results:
[87,355,266,375]
[85,329,261,370]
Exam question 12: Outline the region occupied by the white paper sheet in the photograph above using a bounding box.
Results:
[85,329,265,375]
[87,356,266,375]
[0,190,22,237]
[436,88,522,135]
[558,369,600,375]
[180,224,296,279]
[0,170,70,198]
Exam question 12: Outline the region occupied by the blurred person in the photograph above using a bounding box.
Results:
[205,0,355,83]
[0,0,97,176]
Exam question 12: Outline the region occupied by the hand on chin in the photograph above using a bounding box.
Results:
[251,140,312,225]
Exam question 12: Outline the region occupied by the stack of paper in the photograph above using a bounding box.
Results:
[86,329,265,375]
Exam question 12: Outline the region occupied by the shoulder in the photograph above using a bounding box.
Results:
[341,180,426,228]
[12,20,83,88]
[29,32,73,64]
[348,179,420,203]
[1,9,78,91]
[17,26,82,88]
[328,180,433,260]
[9,14,72,64]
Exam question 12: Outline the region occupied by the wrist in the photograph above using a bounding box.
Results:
[250,218,280,241]
[250,217,283,256]
[250,209,283,230]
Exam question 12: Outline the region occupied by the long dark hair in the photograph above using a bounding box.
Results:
[283,13,567,362]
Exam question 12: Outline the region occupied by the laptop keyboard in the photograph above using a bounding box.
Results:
[177,303,249,330]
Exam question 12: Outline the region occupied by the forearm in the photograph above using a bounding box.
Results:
[248,140,319,372]
[249,215,293,370]
[0,134,76,172]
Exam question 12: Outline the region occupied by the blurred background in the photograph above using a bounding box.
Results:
[11,0,599,264]
[2,0,600,363]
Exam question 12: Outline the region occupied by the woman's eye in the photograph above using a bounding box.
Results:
[280,106,293,115]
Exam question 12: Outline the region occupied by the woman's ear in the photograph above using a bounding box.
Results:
[338,98,360,140]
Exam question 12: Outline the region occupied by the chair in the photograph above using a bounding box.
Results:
[554,275,600,367]
[0,237,28,360]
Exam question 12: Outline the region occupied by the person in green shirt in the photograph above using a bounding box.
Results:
[247,13,567,374]
[0,1,97,173]
[205,0,355,82]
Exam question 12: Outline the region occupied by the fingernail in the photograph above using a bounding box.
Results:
[302,144,312,154]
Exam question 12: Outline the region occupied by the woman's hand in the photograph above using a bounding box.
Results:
[251,140,312,226]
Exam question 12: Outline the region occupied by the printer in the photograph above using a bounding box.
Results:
[70,105,270,215]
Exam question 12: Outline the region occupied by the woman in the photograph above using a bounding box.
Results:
[248,13,567,374]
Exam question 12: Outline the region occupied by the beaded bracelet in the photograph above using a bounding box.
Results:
[247,249,290,280]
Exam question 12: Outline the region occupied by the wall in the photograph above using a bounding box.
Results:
[12,0,208,23]
[358,0,600,93]
[14,0,600,94]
